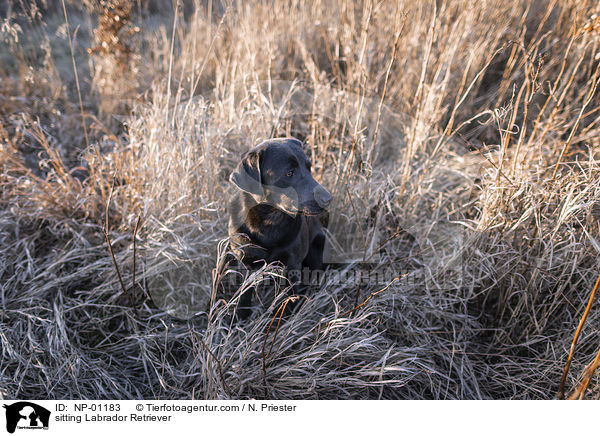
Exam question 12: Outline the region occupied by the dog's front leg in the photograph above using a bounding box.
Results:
[266,249,305,317]
[237,279,254,320]
[281,258,306,317]
[286,261,303,292]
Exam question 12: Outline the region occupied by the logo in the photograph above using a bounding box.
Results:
[2,402,50,434]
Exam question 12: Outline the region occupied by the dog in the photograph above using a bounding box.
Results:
[228,137,331,316]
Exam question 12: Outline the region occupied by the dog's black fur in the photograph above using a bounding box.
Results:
[228,138,331,317]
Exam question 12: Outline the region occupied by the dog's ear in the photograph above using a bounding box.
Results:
[230,149,264,198]
[287,137,306,150]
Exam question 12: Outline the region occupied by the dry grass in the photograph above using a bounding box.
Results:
[1,0,600,399]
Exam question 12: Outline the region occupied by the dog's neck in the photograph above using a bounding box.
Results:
[242,193,301,235]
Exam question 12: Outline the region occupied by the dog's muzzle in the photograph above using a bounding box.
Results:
[313,185,332,209]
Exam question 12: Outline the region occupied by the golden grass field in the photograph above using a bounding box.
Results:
[1,0,600,399]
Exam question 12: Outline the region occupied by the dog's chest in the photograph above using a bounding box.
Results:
[264,216,310,266]
[240,205,294,242]
[233,209,310,266]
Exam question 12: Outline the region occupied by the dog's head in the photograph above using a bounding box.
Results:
[230,138,331,216]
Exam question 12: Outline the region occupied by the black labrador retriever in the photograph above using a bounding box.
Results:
[228,137,331,316]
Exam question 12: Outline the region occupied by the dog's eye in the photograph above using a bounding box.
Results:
[286,169,295,177]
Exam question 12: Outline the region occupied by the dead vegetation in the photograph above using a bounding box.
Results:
[1,0,600,399]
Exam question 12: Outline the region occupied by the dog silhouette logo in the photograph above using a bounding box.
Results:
[2,402,50,433]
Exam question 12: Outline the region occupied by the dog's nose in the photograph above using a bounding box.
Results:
[314,185,332,208]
